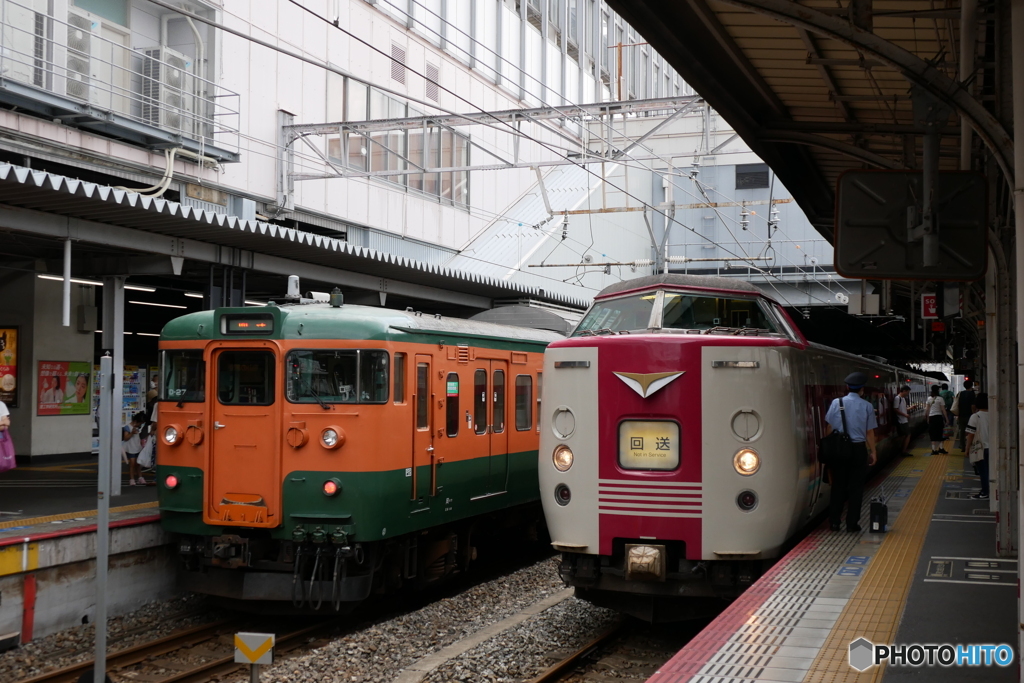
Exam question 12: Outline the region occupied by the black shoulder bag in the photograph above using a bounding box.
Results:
[819,398,853,465]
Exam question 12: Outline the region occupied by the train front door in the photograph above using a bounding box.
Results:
[411,355,434,503]
[206,347,281,528]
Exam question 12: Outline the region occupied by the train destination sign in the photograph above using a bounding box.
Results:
[618,420,680,470]
[223,315,275,335]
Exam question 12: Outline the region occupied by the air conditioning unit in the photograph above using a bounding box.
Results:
[141,46,195,137]
[65,6,130,114]
[0,0,49,88]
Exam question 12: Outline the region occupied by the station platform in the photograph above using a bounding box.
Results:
[0,456,171,643]
[0,454,157,524]
[648,443,1016,683]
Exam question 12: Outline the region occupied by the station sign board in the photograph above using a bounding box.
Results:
[921,293,937,319]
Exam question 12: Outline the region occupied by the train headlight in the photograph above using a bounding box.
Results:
[733,448,760,475]
[552,445,574,472]
[163,424,182,446]
[321,427,345,449]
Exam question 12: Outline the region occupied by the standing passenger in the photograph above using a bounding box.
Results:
[965,394,991,500]
[824,371,878,532]
[939,383,954,427]
[894,384,912,456]
[925,385,948,455]
[954,380,977,452]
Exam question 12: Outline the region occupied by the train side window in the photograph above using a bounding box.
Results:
[217,351,274,405]
[446,372,460,437]
[394,353,406,403]
[492,370,505,433]
[416,364,429,429]
[474,369,487,434]
[515,375,533,431]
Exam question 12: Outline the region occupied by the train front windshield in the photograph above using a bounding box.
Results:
[573,290,781,335]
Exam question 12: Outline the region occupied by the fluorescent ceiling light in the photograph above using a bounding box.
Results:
[37,274,103,286]
[129,300,187,309]
[38,275,156,293]
[135,332,161,337]
[184,292,205,299]
[244,300,266,306]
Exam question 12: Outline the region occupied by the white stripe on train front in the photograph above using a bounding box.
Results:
[598,479,704,518]
[598,479,703,488]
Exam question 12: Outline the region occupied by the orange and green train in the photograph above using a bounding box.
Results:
[156,300,560,610]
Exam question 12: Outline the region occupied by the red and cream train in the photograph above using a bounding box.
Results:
[538,274,933,621]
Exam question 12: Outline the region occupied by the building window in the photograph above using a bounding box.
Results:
[446,372,460,436]
[515,375,533,430]
[73,0,127,26]
[736,163,770,190]
[701,215,716,250]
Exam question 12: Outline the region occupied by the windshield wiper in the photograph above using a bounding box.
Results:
[307,383,331,410]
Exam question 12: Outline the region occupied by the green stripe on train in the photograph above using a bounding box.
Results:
[157,449,541,540]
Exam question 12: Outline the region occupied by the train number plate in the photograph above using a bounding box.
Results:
[618,420,680,470]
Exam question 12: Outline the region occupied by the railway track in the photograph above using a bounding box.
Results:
[17,617,343,683]
[529,619,700,683]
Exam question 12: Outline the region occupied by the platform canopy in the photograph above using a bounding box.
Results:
[607,0,1010,240]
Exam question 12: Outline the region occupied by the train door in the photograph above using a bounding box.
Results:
[411,355,433,503]
[489,361,509,493]
[807,365,826,515]
[206,347,280,527]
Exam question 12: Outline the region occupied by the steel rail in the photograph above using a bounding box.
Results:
[17,619,238,683]
[525,620,624,683]
[17,617,348,683]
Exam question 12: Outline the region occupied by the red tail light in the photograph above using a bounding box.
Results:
[323,479,341,496]
[164,475,179,489]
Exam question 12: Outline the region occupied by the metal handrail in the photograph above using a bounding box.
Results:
[0,0,239,152]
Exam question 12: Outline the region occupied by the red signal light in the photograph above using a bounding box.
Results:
[165,475,179,489]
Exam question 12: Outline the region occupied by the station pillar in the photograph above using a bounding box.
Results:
[100,277,125,497]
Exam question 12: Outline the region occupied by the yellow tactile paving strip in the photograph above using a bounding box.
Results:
[803,452,949,683]
[0,500,159,530]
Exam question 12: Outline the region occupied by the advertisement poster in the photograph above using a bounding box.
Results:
[37,361,92,416]
[0,327,17,407]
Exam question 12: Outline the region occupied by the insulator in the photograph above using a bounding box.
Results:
[633,259,654,267]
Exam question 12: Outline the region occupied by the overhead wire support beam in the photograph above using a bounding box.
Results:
[283,96,702,136]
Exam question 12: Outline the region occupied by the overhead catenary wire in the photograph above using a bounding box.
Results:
[151,0,844,309]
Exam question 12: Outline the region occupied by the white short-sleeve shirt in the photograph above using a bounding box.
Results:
[0,401,9,418]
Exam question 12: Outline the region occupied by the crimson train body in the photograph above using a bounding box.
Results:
[538,274,933,621]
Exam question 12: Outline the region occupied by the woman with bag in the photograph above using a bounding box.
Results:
[926,385,948,455]
[0,399,16,473]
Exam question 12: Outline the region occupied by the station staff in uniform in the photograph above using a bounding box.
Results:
[824,371,878,532]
